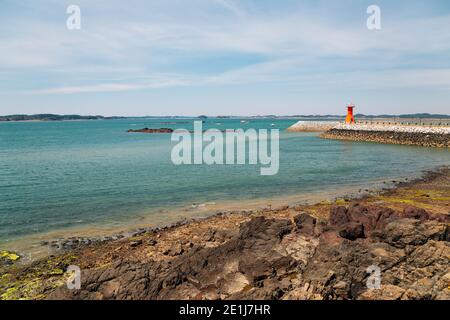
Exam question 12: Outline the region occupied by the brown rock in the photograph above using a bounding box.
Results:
[403,206,430,220]
[45,202,450,301]
[164,243,184,256]
[359,285,406,300]
[339,222,365,240]
[293,213,317,236]
[329,206,350,226]
[129,240,142,248]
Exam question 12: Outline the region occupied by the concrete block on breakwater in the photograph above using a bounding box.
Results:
[286,121,339,132]
[321,124,450,148]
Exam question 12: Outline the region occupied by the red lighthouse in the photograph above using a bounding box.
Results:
[345,103,355,124]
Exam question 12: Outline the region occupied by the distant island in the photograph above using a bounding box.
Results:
[0,114,126,122]
[1,113,450,122]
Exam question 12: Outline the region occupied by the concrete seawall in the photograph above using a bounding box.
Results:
[322,127,450,148]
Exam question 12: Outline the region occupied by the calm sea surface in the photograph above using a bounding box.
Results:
[1,118,450,246]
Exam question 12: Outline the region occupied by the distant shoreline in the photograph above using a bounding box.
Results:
[0,115,126,122]
[2,113,450,122]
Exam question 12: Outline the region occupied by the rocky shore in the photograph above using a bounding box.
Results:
[1,168,449,300]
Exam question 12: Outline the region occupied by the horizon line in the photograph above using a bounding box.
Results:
[2,113,450,118]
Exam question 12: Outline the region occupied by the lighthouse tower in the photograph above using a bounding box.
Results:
[345,103,355,124]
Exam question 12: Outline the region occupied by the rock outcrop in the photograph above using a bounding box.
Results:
[127,128,174,133]
[292,205,449,300]
[48,203,450,300]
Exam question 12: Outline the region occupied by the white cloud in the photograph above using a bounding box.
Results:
[2,1,450,97]
[26,73,200,94]
[2,4,450,70]
[26,63,450,95]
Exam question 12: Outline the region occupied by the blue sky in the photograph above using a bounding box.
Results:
[1,0,450,116]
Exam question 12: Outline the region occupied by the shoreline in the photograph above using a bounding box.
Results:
[1,166,449,300]
[0,174,418,261]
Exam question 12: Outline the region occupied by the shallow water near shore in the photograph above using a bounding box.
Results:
[4,179,394,260]
[1,118,450,256]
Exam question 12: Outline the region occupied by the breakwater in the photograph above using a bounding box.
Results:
[286,121,339,132]
[321,124,450,148]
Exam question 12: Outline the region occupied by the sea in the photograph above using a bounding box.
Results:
[1,118,449,253]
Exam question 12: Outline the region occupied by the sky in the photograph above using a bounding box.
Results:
[1,0,450,116]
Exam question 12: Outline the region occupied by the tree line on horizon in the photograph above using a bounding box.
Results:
[1,113,450,122]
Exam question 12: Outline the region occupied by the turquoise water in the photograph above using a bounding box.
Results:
[1,118,450,245]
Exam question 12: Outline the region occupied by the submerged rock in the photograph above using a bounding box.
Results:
[127,128,174,133]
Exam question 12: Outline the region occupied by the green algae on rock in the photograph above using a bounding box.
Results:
[0,251,20,266]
